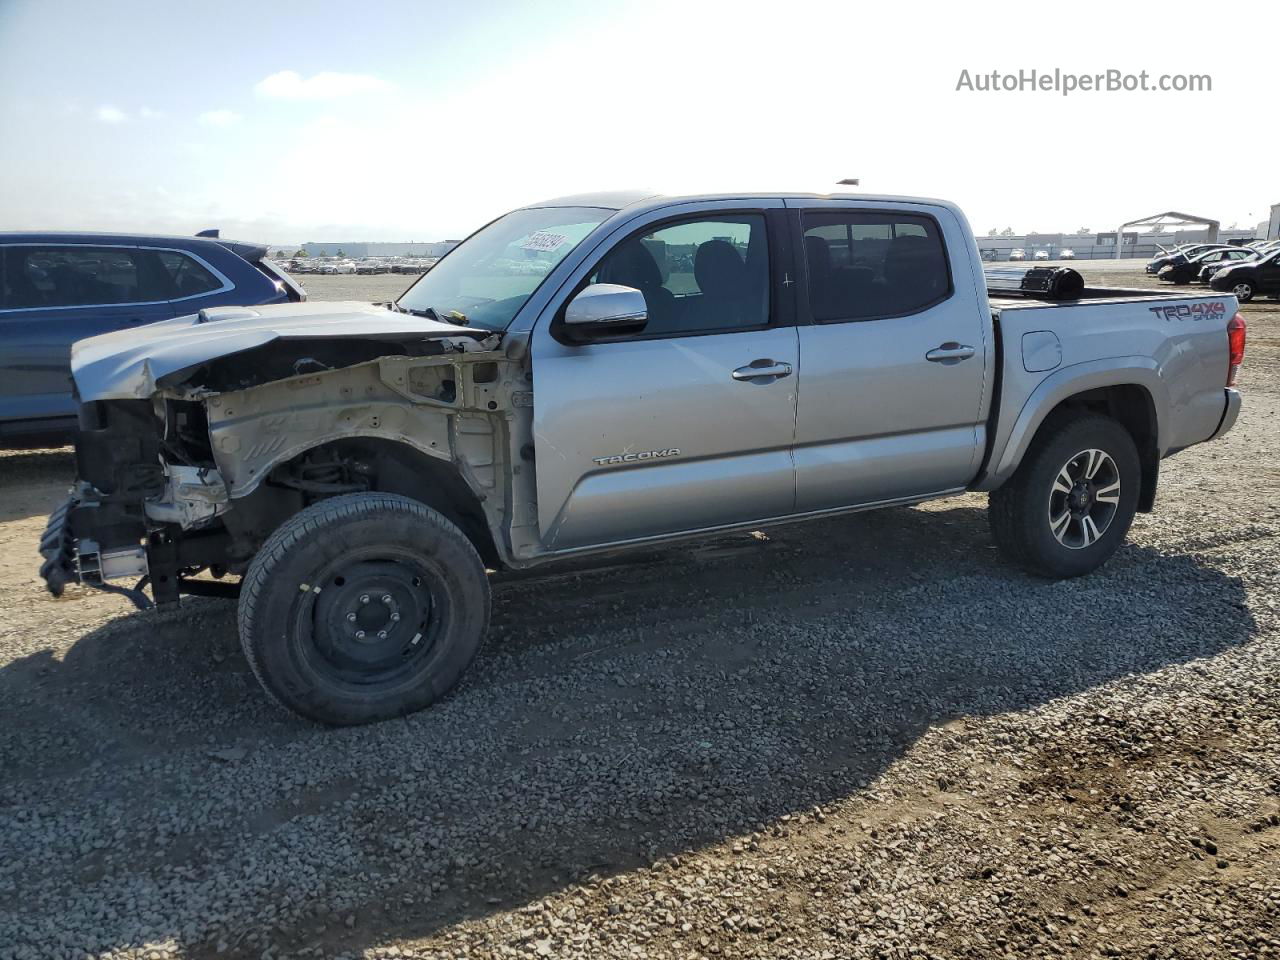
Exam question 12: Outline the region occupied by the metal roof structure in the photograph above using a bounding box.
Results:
[1114,211,1220,257]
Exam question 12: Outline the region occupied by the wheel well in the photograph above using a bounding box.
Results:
[1041,384,1160,512]
[352,439,501,566]
[234,438,502,568]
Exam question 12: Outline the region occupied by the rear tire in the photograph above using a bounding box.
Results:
[989,414,1141,579]
[237,493,490,725]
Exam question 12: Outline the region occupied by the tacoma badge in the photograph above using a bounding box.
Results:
[592,448,681,466]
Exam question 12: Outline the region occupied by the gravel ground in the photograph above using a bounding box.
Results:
[1,271,1279,959]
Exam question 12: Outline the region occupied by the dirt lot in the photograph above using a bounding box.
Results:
[2,271,1279,960]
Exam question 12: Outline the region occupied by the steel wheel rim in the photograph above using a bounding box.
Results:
[292,550,442,688]
[1048,448,1121,550]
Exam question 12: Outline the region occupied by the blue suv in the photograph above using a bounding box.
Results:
[0,232,305,442]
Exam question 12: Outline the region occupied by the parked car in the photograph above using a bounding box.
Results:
[1199,242,1279,283]
[0,232,304,442]
[1209,248,1280,302]
[1033,249,1050,260]
[1198,260,1239,284]
[1145,243,1235,275]
[1009,248,1026,261]
[41,190,1244,725]
[1159,246,1259,284]
[1060,248,1076,260]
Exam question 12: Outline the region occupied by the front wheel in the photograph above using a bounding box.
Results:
[1231,280,1255,303]
[989,414,1141,578]
[237,493,490,725]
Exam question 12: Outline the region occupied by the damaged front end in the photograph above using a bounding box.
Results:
[40,397,234,608]
[39,301,529,608]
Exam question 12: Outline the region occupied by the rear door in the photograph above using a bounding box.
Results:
[529,202,800,550]
[0,245,175,424]
[788,201,989,511]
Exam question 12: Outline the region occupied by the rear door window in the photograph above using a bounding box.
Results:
[2,246,146,309]
[800,212,951,322]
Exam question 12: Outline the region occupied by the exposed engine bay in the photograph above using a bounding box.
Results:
[41,305,543,607]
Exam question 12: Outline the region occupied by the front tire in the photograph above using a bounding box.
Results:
[989,414,1141,578]
[237,493,490,725]
[1231,280,1255,303]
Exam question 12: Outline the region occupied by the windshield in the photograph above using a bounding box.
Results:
[397,206,610,331]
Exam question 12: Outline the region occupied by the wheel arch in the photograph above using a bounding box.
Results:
[978,361,1166,511]
[233,434,504,568]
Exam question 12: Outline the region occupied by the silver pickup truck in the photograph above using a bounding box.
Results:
[40,191,1246,725]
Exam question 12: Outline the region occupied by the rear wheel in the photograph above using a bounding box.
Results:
[1231,280,1255,303]
[238,493,490,725]
[989,414,1140,578]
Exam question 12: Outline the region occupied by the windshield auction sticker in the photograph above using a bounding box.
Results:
[518,231,570,253]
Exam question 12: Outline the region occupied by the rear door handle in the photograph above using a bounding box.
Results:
[925,342,976,364]
[732,359,793,381]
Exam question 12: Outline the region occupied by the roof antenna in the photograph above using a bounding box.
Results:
[837,178,860,186]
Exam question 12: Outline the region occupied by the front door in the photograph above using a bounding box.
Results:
[530,207,799,550]
[788,203,989,512]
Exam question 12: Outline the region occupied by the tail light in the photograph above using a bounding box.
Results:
[1227,312,1246,387]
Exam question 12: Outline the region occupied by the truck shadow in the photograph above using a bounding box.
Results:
[0,502,1257,958]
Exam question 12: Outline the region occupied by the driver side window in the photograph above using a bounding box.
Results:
[588,215,770,337]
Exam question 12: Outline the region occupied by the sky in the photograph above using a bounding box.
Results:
[0,0,1275,245]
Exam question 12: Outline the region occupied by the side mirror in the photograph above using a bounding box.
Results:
[561,283,647,341]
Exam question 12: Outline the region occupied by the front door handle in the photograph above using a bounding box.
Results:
[925,342,976,364]
[731,359,793,381]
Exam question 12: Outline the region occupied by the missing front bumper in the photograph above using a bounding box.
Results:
[38,493,152,608]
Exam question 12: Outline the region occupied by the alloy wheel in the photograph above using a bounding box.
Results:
[1048,448,1121,549]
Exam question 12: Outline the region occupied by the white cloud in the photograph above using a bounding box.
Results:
[138,106,164,120]
[254,70,391,100]
[198,109,242,128]
[96,105,127,123]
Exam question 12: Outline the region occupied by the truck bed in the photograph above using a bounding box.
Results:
[979,282,1237,491]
